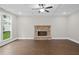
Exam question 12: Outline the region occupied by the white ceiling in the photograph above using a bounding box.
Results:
[0,4,79,16]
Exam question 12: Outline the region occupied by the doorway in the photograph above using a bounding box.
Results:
[1,14,12,40]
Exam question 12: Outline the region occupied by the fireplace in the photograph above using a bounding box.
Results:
[38,31,47,36]
[34,25,51,40]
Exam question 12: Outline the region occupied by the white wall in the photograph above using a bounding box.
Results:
[68,12,79,43]
[17,16,52,39]
[51,16,68,38]
[17,16,68,39]
[12,15,17,39]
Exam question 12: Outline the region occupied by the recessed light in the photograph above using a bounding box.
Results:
[62,12,71,16]
[63,12,67,15]
[18,12,22,15]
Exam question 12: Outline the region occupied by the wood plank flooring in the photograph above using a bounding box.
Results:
[0,39,79,55]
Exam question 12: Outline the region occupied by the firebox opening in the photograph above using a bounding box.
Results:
[38,31,47,36]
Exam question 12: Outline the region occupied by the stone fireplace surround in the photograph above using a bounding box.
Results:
[34,25,51,40]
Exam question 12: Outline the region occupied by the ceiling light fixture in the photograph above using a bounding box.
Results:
[40,9,45,12]
[32,4,53,13]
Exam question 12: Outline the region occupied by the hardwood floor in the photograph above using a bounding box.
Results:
[0,39,79,55]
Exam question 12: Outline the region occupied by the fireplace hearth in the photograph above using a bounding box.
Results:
[34,25,51,40]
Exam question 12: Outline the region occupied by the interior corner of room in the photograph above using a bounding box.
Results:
[0,4,79,55]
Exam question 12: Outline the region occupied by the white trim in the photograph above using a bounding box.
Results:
[69,38,79,44]
[17,37,34,39]
[0,38,17,46]
[17,37,79,44]
[52,37,79,44]
[17,37,69,40]
[52,37,70,39]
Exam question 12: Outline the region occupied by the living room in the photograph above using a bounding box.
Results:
[0,4,79,55]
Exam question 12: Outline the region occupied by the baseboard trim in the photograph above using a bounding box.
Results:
[16,37,79,44]
[17,37,34,39]
[17,37,69,40]
[52,37,69,39]
[69,38,79,44]
[0,38,17,47]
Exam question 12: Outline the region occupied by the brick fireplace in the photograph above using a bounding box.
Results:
[34,25,51,40]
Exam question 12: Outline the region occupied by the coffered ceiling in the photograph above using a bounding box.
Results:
[0,4,79,16]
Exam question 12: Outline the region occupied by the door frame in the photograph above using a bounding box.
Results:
[1,13,12,41]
